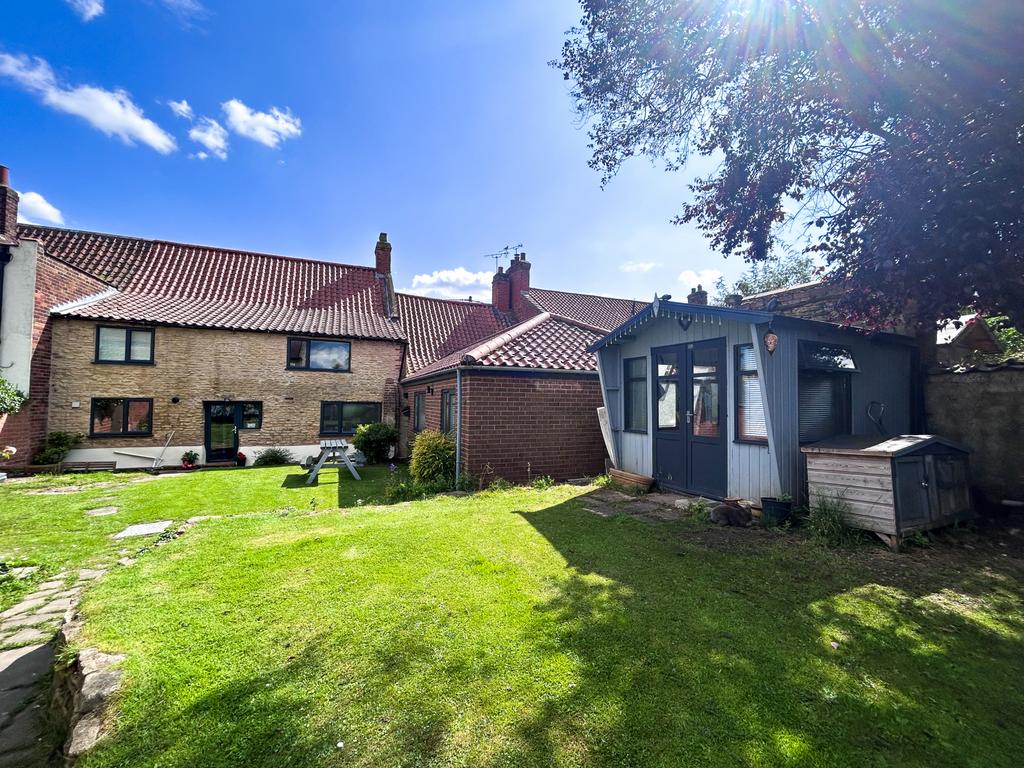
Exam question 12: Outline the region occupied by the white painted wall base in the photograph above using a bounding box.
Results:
[64,444,330,469]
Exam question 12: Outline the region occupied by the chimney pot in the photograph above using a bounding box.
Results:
[687,283,708,305]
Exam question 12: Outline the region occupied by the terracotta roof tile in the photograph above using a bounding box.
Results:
[396,293,513,374]
[19,224,403,340]
[406,313,605,379]
[521,287,647,331]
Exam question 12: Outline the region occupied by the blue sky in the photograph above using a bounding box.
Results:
[0,0,741,302]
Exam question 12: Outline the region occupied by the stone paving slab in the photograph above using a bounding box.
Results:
[113,520,172,539]
[85,506,119,517]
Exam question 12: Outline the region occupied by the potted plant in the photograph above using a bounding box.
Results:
[760,493,793,525]
[181,450,200,470]
[236,451,247,467]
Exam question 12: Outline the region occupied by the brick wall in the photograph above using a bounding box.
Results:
[460,371,606,484]
[0,252,108,465]
[47,318,404,453]
[399,374,457,458]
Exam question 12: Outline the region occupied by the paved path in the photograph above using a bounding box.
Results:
[0,568,105,765]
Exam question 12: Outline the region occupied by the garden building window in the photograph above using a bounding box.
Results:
[623,357,648,432]
[320,402,381,436]
[90,398,153,437]
[798,341,856,443]
[735,345,767,442]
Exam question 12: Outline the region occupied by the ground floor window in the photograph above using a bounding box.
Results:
[735,344,767,442]
[623,357,648,432]
[440,390,456,434]
[413,393,426,432]
[90,398,153,437]
[239,402,263,429]
[798,372,851,443]
[320,401,382,436]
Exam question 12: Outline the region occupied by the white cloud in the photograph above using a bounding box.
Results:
[160,0,205,17]
[404,267,493,300]
[192,151,209,161]
[66,0,104,21]
[678,268,723,289]
[222,99,301,148]
[0,53,176,154]
[17,191,65,226]
[619,260,660,273]
[168,99,193,120]
[189,117,228,159]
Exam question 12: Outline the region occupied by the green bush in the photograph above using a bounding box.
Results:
[352,422,398,464]
[0,376,27,416]
[806,494,860,547]
[530,475,555,490]
[253,447,295,467]
[687,497,712,523]
[410,430,456,487]
[33,432,83,465]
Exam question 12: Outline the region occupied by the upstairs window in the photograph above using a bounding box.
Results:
[440,390,456,434]
[413,393,426,432]
[320,401,381,436]
[623,357,648,432]
[95,326,154,364]
[90,398,153,437]
[287,338,351,372]
[735,345,767,442]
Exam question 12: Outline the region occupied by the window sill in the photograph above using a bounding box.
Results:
[623,429,649,435]
[287,368,352,374]
[92,360,155,366]
[89,432,154,439]
[734,438,769,446]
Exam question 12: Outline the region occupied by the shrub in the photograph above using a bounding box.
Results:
[352,422,398,464]
[33,432,82,465]
[687,497,712,523]
[410,430,456,487]
[253,447,295,467]
[0,375,28,416]
[530,475,555,490]
[806,494,860,547]
[489,477,513,492]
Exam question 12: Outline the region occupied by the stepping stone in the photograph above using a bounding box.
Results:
[36,580,65,592]
[113,520,172,539]
[0,599,47,620]
[78,568,107,581]
[85,506,118,517]
[8,566,38,580]
[2,627,49,646]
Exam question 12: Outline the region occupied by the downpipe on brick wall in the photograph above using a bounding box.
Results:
[455,368,462,486]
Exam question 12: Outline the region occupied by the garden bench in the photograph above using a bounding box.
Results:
[61,461,117,473]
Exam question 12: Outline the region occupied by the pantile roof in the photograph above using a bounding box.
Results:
[405,312,606,380]
[19,224,404,341]
[395,293,513,374]
[521,287,647,331]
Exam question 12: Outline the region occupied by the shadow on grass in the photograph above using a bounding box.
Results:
[281,472,320,489]
[500,491,1024,767]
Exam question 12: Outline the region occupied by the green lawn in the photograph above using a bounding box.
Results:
[2,468,1023,767]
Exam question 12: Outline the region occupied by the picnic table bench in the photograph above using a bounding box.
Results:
[303,439,362,485]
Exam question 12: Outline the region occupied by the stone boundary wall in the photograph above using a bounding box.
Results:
[926,366,1024,505]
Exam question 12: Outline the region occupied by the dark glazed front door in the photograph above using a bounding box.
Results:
[652,339,728,497]
[204,403,239,462]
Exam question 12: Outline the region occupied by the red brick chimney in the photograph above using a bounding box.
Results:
[491,266,511,311]
[508,252,531,316]
[687,283,708,305]
[374,232,391,274]
[0,166,19,243]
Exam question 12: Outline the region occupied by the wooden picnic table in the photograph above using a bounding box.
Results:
[305,439,362,485]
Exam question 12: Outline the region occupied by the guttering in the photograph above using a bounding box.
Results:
[588,298,775,353]
[401,364,600,386]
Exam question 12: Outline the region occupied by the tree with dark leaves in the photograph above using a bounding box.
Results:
[557,0,1024,330]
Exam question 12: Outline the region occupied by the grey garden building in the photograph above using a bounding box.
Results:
[588,296,922,502]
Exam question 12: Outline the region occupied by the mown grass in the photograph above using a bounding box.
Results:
[0,465,389,612]
[3,468,1024,766]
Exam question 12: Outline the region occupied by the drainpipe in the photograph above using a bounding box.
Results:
[455,367,463,486]
[0,246,10,342]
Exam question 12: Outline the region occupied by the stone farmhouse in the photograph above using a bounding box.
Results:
[0,167,641,482]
